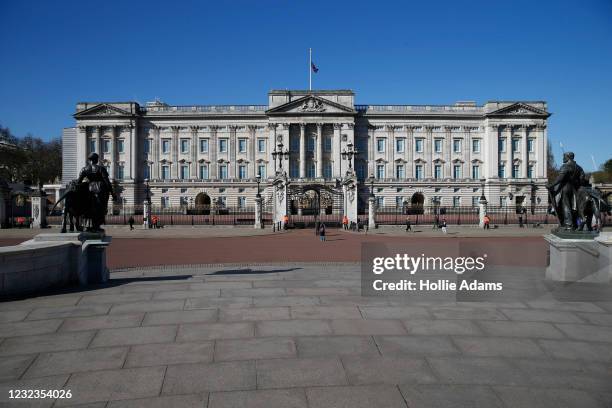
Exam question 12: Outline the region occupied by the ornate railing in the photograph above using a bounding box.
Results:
[355,105,484,113]
[140,105,268,114]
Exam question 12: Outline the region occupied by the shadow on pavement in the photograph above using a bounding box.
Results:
[207,267,302,275]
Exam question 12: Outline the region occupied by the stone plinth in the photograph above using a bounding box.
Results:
[31,190,48,228]
[368,196,376,230]
[544,233,609,283]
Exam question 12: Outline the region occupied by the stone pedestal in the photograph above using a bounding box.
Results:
[31,190,48,228]
[143,200,151,229]
[368,196,376,230]
[272,174,288,226]
[342,174,358,224]
[544,233,610,283]
[254,196,263,229]
[478,197,487,228]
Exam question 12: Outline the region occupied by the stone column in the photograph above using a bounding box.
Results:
[367,125,375,177]
[282,124,290,176]
[333,124,342,177]
[268,123,277,175]
[143,199,151,229]
[522,125,529,178]
[316,123,323,178]
[92,126,101,155]
[77,126,88,169]
[130,122,138,180]
[152,126,159,179]
[506,125,513,178]
[171,126,179,179]
[108,126,116,180]
[31,190,47,228]
[487,124,500,178]
[229,125,237,179]
[464,127,471,179]
[425,126,433,178]
[346,123,355,172]
[406,126,414,178]
[254,195,263,229]
[299,124,306,178]
[444,126,452,178]
[479,195,488,228]
[190,126,199,179]
[249,125,257,178]
[538,124,547,178]
[368,195,376,230]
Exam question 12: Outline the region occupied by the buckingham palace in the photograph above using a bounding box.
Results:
[62,89,550,219]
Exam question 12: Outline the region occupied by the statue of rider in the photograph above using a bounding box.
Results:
[547,151,587,230]
[77,152,117,232]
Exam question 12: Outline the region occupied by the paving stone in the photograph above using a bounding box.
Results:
[210,388,306,408]
[306,385,407,408]
[313,279,362,288]
[526,300,605,313]
[375,335,459,356]
[360,306,430,320]
[26,304,111,320]
[287,288,352,296]
[476,320,565,339]
[125,341,213,367]
[120,282,192,293]
[253,296,320,307]
[252,280,319,288]
[403,319,483,336]
[342,355,436,385]
[56,367,166,406]
[163,361,256,394]
[256,319,332,337]
[493,386,606,408]
[319,295,390,306]
[185,296,252,309]
[297,336,378,358]
[59,313,144,332]
[399,384,505,408]
[0,319,63,337]
[177,322,254,341]
[430,306,507,320]
[555,323,612,343]
[142,309,217,325]
[219,307,289,322]
[500,308,583,323]
[214,337,296,361]
[109,300,185,314]
[452,336,545,357]
[220,288,286,297]
[24,347,128,377]
[512,358,612,392]
[331,319,406,335]
[0,375,69,406]
[0,331,95,356]
[256,357,347,389]
[427,356,527,385]
[290,306,362,319]
[0,355,36,381]
[107,394,208,408]
[191,281,253,290]
[90,325,177,348]
[152,289,220,300]
[78,293,152,305]
[0,310,30,323]
[538,339,612,362]
[577,313,612,326]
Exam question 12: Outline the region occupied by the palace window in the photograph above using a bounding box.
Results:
[376,164,385,179]
[161,165,169,180]
[324,137,332,152]
[162,140,170,154]
[376,138,385,152]
[144,139,150,154]
[396,196,404,208]
[376,197,384,208]
[217,196,227,207]
[415,139,424,153]
[323,163,332,179]
[257,139,266,153]
[219,139,228,153]
[356,163,366,180]
[434,165,442,179]
[307,137,315,152]
[453,196,460,208]
[199,139,209,153]
[512,139,520,152]
[143,164,150,180]
[415,164,423,180]
[453,139,461,153]
[238,196,246,209]
[238,139,247,153]
[512,164,520,178]
[528,164,534,179]
[117,164,124,180]
[498,138,506,152]
[180,139,189,154]
[498,165,506,178]
[258,164,266,179]
[161,196,169,209]
[89,140,96,153]
[395,138,405,153]
[472,139,480,153]
[219,164,228,179]
[453,165,461,179]
[238,165,247,179]
[472,196,479,207]
[180,196,188,207]
[180,188,187,193]
[500,196,507,207]
[117,139,125,153]
[103,140,110,153]
[199,164,208,179]
[396,164,405,179]
[307,163,316,178]
[180,165,189,179]
[289,161,299,178]
[434,139,442,153]
[472,165,480,179]
[528,138,535,152]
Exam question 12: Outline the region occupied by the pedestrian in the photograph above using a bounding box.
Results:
[128,215,134,230]
[319,223,326,242]
[483,214,490,230]
[283,214,289,230]
[441,218,447,234]
[434,215,440,229]
[405,217,412,232]
[315,218,320,235]
[342,215,349,230]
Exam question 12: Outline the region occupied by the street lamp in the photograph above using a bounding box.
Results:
[272,142,290,173]
[368,174,375,198]
[256,173,262,198]
[341,142,359,170]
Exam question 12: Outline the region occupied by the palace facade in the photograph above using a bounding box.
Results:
[62,89,550,214]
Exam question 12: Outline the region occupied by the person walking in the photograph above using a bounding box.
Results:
[319,223,326,242]
[342,215,349,230]
[315,218,320,236]
[441,218,447,234]
[128,215,134,230]
[483,214,490,230]
[405,217,412,232]
[283,214,289,230]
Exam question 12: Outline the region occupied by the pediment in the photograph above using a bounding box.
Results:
[74,104,133,118]
[487,102,549,117]
[266,95,356,115]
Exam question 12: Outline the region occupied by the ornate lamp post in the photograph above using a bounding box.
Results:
[256,173,262,198]
[367,174,376,230]
[272,142,290,174]
[341,142,359,171]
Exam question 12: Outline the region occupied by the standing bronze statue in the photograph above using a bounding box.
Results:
[76,152,117,232]
[547,152,610,234]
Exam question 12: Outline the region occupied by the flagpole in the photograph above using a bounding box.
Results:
[309,48,312,91]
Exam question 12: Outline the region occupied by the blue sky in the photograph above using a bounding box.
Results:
[1,0,611,169]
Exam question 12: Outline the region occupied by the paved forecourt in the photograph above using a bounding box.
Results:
[0,263,611,407]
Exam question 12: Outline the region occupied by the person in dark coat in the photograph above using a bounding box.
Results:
[319,223,326,241]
